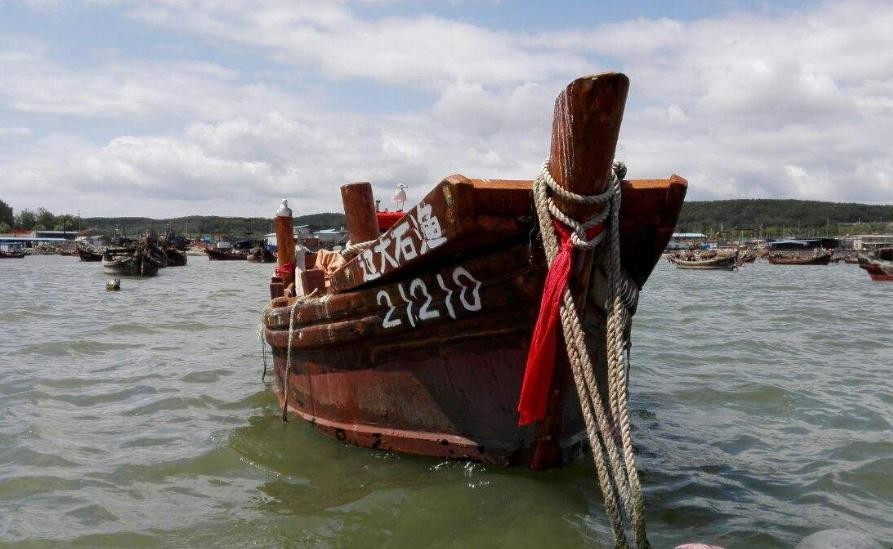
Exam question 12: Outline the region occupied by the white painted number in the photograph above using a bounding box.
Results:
[377,290,402,328]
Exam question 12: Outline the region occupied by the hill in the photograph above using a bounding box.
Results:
[79,213,346,239]
[676,199,893,236]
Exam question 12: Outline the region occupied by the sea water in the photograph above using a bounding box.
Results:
[1,256,891,548]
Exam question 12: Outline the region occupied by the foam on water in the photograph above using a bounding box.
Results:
[1,256,891,547]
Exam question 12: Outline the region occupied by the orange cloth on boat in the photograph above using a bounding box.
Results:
[314,249,346,277]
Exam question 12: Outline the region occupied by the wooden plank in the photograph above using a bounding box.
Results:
[328,176,478,293]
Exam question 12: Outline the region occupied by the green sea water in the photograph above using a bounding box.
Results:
[1,256,891,548]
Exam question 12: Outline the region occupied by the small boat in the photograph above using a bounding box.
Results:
[77,245,103,262]
[206,248,247,260]
[0,244,26,258]
[246,245,275,263]
[859,248,893,281]
[768,250,832,265]
[165,247,188,266]
[101,246,160,277]
[669,251,737,270]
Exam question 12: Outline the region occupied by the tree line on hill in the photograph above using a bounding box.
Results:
[676,199,893,238]
[3,197,892,240]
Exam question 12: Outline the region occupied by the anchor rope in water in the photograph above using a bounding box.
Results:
[257,324,269,383]
[529,160,648,549]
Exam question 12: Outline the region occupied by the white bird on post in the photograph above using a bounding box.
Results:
[393,183,407,212]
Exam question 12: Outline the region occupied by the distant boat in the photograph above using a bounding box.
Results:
[102,247,160,277]
[77,245,103,262]
[246,246,275,263]
[165,247,188,266]
[859,248,893,281]
[0,244,25,258]
[768,250,832,265]
[206,247,246,260]
[669,251,738,270]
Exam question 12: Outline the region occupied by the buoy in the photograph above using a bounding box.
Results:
[795,529,883,549]
[106,278,121,291]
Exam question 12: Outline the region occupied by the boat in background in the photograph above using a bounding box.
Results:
[669,250,737,270]
[768,249,832,265]
[102,246,160,277]
[247,244,275,263]
[859,248,893,281]
[77,244,103,262]
[206,241,247,260]
[0,243,26,258]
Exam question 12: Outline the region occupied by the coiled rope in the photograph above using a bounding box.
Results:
[531,160,648,549]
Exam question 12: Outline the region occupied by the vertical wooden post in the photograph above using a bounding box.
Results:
[275,199,296,291]
[529,73,629,469]
[341,182,380,243]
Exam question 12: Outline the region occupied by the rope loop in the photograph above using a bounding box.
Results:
[534,161,623,249]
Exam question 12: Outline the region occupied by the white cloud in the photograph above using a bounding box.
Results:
[1,0,892,218]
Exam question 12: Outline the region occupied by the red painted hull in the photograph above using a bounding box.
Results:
[862,262,893,281]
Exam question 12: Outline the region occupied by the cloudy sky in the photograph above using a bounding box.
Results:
[1,0,892,218]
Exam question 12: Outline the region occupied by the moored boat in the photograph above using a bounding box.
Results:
[77,245,103,262]
[246,245,275,263]
[262,73,686,468]
[261,73,685,548]
[165,247,188,266]
[768,250,832,265]
[669,251,737,270]
[101,246,160,277]
[859,248,893,281]
[0,244,26,258]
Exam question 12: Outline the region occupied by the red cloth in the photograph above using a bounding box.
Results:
[517,220,604,426]
[275,262,295,279]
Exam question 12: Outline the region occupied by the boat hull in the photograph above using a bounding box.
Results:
[265,244,589,467]
[101,252,160,277]
[206,249,246,260]
[671,256,737,270]
[768,253,832,265]
[861,262,893,281]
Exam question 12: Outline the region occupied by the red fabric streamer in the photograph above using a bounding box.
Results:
[275,262,295,279]
[517,220,604,425]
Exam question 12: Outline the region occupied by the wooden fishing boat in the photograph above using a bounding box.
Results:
[102,247,160,277]
[859,248,893,281]
[165,247,188,266]
[246,245,275,263]
[77,245,103,262]
[206,248,246,260]
[0,245,26,258]
[768,250,832,265]
[671,255,737,270]
[669,250,737,270]
[260,73,686,475]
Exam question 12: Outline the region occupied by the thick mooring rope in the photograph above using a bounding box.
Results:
[532,160,648,549]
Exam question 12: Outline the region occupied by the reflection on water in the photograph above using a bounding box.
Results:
[1,256,891,547]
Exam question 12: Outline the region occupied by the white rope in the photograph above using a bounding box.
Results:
[278,289,318,422]
[533,160,648,549]
[341,239,374,260]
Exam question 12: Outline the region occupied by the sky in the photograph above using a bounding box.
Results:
[1,0,892,218]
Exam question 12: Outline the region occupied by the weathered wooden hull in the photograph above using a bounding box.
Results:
[165,248,188,266]
[861,261,893,281]
[671,256,737,270]
[78,248,103,262]
[246,248,275,263]
[101,253,159,277]
[206,249,246,260]
[263,176,686,468]
[768,253,832,265]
